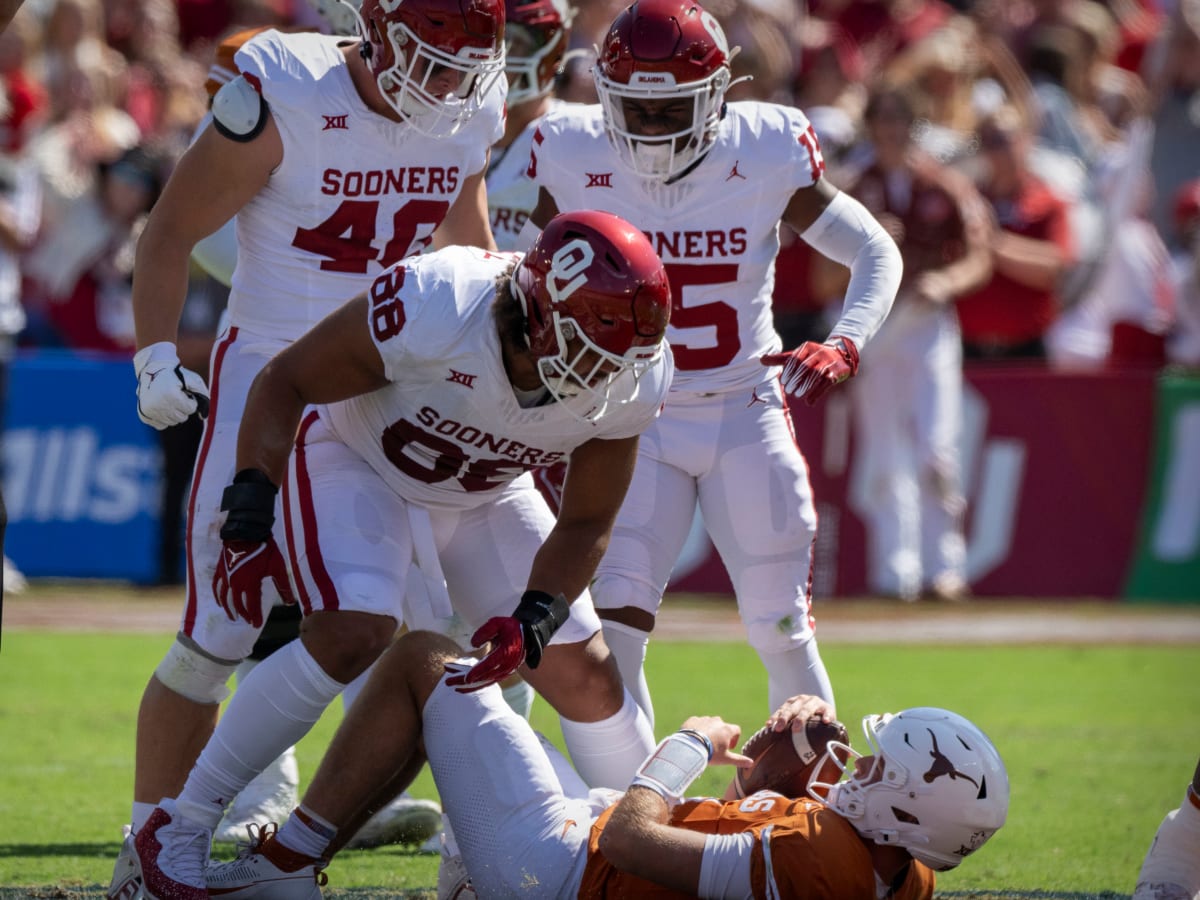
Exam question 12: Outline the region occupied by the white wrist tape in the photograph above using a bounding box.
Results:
[630,730,712,807]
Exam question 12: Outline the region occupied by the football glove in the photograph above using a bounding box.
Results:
[446,590,569,693]
[212,468,296,628]
[134,341,210,429]
[760,336,859,405]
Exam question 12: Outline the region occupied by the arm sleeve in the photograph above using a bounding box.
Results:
[801,190,903,349]
[697,831,756,899]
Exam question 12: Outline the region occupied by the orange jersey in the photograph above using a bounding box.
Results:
[579,792,935,899]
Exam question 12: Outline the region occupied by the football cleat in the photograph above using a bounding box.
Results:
[1133,792,1200,900]
[134,801,212,900]
[214,747,300,845]
[106,824,144,900]
[205,823,326,899]
[344,793,442,850]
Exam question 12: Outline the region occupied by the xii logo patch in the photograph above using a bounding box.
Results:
[322,114,348,131]
[585,172,613,188]
[447,369,477,388]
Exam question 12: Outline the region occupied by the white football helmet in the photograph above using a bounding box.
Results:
[808,707,1010,872]
[305,0,362,35]
[356,0,506,137]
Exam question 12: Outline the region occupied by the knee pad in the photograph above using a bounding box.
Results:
[154,637,239,705]
[590,571,662,617]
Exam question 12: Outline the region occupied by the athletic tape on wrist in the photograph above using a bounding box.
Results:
[630,730,712,807]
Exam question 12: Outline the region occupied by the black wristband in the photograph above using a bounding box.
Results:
[219,468,278,542]
[513,590,570,669]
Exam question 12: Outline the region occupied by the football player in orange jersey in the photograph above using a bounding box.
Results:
[208,628,1009,899]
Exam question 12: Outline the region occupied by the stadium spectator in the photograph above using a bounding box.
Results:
[106,5,508,897]
[526,0,903,728]
[203,628,1010,899]
[1147,5,1200,244]
[130,212,675,899]
[1133,755,1200,900]
[956,105,1075,361]
[831,85,993,602]
[22,143,164,354]
[1167,178,1200,368]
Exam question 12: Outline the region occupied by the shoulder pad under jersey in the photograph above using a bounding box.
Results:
[212,74,269,142]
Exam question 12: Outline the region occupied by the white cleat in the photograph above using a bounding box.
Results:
[214,747,300,844]
[206,823,326,899]
[1133,794,1200,900]
[345,793,442,850]
[106,824,144,900]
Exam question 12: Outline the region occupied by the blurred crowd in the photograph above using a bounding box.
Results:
[0,0,1198,595]
[0,0,1194,368]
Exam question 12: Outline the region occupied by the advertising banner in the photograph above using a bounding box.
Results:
[3,350,161,582]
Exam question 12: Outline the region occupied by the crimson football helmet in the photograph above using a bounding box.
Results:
[513,210,671,419]
[593,0,736,181]
[356,0,506,137]
[504,0,573,105]
[808,707,1010,872]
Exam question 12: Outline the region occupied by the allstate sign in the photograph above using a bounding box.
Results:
[4,350,161,581]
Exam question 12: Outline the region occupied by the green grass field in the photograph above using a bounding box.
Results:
[0,608,1197,898]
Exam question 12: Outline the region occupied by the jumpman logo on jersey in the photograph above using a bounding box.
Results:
[447,369,477,388]
[923,729,980,788]
[726,160,747,181]
[322,114,348,131]
[747,385,768,408]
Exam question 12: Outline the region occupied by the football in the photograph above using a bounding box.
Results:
[733,716,850,799]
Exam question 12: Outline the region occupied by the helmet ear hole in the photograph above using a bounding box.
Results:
[891,807,920,825]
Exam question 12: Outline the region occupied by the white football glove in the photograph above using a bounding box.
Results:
[134,341,210,429]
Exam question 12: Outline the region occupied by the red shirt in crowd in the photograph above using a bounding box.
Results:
[956,174,1074,348]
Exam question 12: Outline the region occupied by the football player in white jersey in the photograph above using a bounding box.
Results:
[111,1,506,896]
[488,0,575,252]
[525,0,903,725]
[132,210,674,899]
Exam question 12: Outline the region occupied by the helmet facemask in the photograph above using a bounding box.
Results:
[373,24,504,136]
[807,709,1009,872]
[594,64,731,182]
[512,257,663,422]
[505,21,566,105]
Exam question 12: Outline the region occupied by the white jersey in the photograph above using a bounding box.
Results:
[320,246,674,512]
[530,101,824,394]
[228,30,505,341]
[486,99,568,251]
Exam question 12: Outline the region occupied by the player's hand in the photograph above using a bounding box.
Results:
[765,694,838,733]
[134,341,210,429]
[212,537,295,628]
[680,715,754,768]
[446,590,570,692]
[760,336,859,405]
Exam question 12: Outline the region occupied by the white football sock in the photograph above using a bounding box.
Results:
[277,804,337,859]
[131,801,157,835]
[600,619,655,729]
[176,642,345,830]
[559,689,655,790]
[757,637,835,713]
[1135,787,1200,896]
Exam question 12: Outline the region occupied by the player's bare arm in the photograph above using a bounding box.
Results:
[525,434,640,603]
[781,174,840,235]
[601,715,749,891]
[432,159,497,251]
[132,115,281,349]
[528,186,561,232]
[236,295,389,486]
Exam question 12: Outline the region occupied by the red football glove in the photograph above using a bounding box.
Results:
[760,336,859,405]
[213,538,296,628]
[445,590,569,693]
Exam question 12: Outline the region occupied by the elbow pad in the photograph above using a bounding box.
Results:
[212,74,270,142]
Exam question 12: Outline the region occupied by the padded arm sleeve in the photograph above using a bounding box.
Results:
[801,191,903,349]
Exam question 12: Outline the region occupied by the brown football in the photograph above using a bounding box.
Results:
[733,716,850,799]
